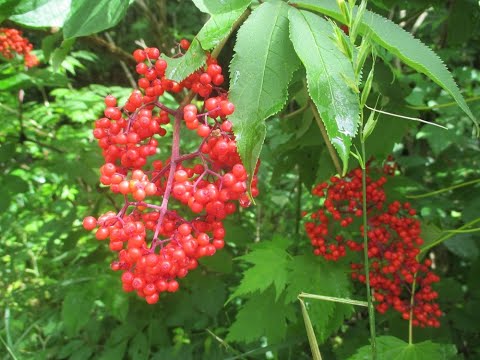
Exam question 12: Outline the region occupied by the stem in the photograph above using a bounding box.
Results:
[360,138,377,359]
[406,178,480,199]
[299,292,368,307]
[420,217,480,254]
[281,102,309,120]
[408,274,417,344]
[299,297,323,360]
[311,103,342,175]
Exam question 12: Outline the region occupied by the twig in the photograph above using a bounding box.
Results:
[310,103,342,175]
[104,33,137,89]
[365,104,448,129]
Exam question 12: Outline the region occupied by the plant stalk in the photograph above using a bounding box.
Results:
[360,138,377,359]
[311,103,342,175]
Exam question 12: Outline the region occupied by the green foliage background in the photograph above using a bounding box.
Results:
[0,0,479,359]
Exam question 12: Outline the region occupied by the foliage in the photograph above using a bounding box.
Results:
[0,0,479,359]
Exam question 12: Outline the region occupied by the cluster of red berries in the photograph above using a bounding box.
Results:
[83,41,259,304]
[0,28,38,67]
[305,163,441,327]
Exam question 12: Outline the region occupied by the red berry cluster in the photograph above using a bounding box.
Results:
[305,164,441,327]
[0,28,38,67]
[83,41,259,304]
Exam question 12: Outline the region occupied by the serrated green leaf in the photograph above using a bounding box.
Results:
[227,287,292,344]
[285,254,353,341]
[162,38,206,83]
[63,0,130,39]
[289,0,477,126]
[347,336,457,360]
[9,0,71,27]
[289,9,359,174]
[229,0,300,183]
[197,3,250,50]
[229,237,290,301]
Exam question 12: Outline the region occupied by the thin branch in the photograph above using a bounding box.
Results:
[104,33,137,89]
[365,104,448,129]
[310,102,342,175]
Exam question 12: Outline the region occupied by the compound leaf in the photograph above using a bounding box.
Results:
[289,8,360,173]
[289,0,476,126]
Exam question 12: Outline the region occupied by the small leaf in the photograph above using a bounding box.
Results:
[347,336,457,360]
[162,38,206,83]
[227,287,292,344]
[229,0,300,184]
[289,8,360,173]
[228,236,291,301]
[63,0,130,39]
[197,5,250,50]
[51,38,75,72]
[285,254,353,341]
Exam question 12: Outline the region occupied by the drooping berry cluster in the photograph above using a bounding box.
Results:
[0,28,38,67]
[83,41,259,304]
[305,164,441,327]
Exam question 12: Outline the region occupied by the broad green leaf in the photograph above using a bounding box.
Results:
[289,8,359,173]
[285,254,353,341]
[229,0,300,182]
[227,287,292,344]
[0,73,30,90]
[229,237,290,301]
[347,336,457,360]
[162,38,206,83]
[289,0,477,126]
[197,4,250,50]
[63,0,130,39]
[9,0,71,27]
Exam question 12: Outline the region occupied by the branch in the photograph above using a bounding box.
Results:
[310,102,342,175]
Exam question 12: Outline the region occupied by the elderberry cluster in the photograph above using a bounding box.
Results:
[0,28,38,67]
[305,163,441,327]
[83,41,259,304]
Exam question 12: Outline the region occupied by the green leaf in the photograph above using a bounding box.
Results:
[162,38,206,83]
[289,0,477,126]
[192,0,249,14]
[9,0,71,27]
[444,234,479,260]
[289,8,359,173]
[229,0,300,182]
[0,0,19,23]
[197,2,250,50]
[285,254,353,341]
[62,288,95,336]
[229,236,290,301]
[347,336,457,360]
[63,0,130,39]
[51,38,76,72]
[227,287,292,344]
